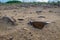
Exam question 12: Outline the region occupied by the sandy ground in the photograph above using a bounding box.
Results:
[0,5,60,40]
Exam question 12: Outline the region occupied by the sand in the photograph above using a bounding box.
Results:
[0,4,60,40]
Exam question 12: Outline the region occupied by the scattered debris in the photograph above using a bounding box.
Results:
[20,4,30,8]
[28,21,51,29]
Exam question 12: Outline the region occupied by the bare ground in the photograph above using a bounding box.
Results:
[0,5,60,40]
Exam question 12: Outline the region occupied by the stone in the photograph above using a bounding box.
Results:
[36,11,42,13]
[1,16,16,25]
[23,28,29,31]
[38,16,45,18]
[8,37,13,40]
[18,19,24,21]
[28,21,51,29]
[49,10,53,12]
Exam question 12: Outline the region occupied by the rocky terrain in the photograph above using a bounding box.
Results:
[0,4,60,40]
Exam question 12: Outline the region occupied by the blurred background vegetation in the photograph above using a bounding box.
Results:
[0,0,60,6]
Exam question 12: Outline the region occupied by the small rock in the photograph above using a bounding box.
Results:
[49,10,53,12]
[36,11,42,13]
[0,12,1,14]
[8,37,13,40]
[23,28,29,31]
[13,10,16,12]
[1,16,16,25]
[28,39,31,40]
[38,16,45,18]
[29,32,32,34]
[18,19,24,21]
